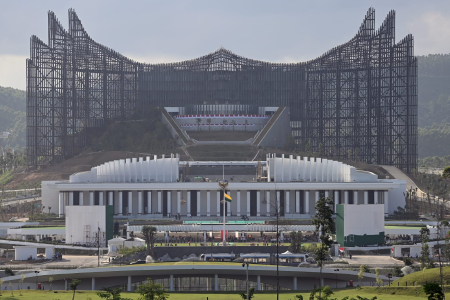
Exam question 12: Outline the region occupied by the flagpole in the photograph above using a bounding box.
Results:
[222,162,226,246]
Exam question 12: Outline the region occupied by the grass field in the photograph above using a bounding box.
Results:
[393,265,450,285]
[0,287,437,300]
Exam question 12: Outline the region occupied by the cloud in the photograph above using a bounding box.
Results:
[408,11,450,55]
[0,54,27,90]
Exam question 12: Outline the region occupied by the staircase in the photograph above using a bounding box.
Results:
[160,108,193,145]
[252,107,285,146]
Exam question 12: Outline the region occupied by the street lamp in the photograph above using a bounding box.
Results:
[387,273,392,286]
[34,270,40,290]
[242,262,249,300]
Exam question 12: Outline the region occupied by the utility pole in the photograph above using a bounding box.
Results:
[97,221,100,268]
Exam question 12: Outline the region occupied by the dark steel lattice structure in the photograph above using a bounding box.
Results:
[27,8,417,171]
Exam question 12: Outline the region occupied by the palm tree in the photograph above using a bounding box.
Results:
[244,119,248,131]
[196,118,201,131]
[231,120,236,131]
[207,118,212,131]
[222,119,228,131]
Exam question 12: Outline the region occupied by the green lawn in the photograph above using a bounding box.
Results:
[385,226,424,230]
[393,265,450,286]
[0,287,437,300]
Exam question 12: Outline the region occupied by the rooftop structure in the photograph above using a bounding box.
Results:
[27,8,417,171]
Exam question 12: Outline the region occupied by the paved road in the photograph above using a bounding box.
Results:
[381,165,450,209]
[341,255,404,266]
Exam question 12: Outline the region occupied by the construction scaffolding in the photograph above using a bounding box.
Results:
[27,8,417,172]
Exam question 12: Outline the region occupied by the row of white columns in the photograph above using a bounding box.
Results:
[89,274,299,292]
[58,189,389,217]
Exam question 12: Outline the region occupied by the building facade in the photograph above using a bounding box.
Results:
[41,154,406,219]
[27,8,417,171]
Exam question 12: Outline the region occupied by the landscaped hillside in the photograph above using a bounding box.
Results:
[417,54,450,163]
[0,86,26,149]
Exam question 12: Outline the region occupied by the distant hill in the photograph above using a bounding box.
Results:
[0,86,26,149]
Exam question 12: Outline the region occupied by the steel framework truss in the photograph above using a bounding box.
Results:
[27,8,417,171]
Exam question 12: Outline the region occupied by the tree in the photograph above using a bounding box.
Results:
[195,118,201,131]
[420,227,433,269]
[0,278,4,295]
[375,268,383,287]
[142,226,157,258]
[8,282,13,297]
[136,278,169,300]
[4,268,14,276]
[239,287,255,300]
[312,196,335,298]
[358,265,369,286]
[442,166,450,179]
[244,119,248,131]
[70,279,81,300]
[423,282,444,300]
[97,287,129,300]
[231,120,236,131]
[49,276,53,291]
[288,231,303,253]
[222,119,228,131]
[207,118,212,131]
[19,273,26,296]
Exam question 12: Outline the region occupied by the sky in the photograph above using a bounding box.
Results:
[1,0,450,90]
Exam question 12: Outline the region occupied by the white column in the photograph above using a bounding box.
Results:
[108,191,113,206]
[91,277,95,291]
[170,274,174,292]
[247,191,251,216]
[90,191,94,206]
[374,191,379,204]
[286,191,290,214]
[79,192,84,205]
[344,191,349,204]
[295,191,300,213]
[177,191,180,214]
[334,190,339,212]
[384,191,389,214]
[293,277,297,290]
[69,192,74,206]
[276,191,280,214]
[197,191,201,216]
[147,191,152,214]
[237,191,241,217]
[257,275,261,291]
[207,191,211,217]
[138,191,143,214]
[266,191,270,216]
[127,275,132,292]
[324,191,329,198]
[315,191,319,210]
[214,274,219,291]
[353,191,358,205]
[118,192,123,215]
[364,191,369,205]
[305,191,310,215]
[257,191,261,217]
[128,191,133,215]
[158,191,162,214]
[58,192,64,217]
[168,191,172,215]
[99,192,104,206]
[217,191,220,216]
[227,196,231,217]
[187,191,191,217]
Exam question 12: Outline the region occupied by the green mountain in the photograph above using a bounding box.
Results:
[0,86,26,149]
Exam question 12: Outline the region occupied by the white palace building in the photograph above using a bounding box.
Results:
[42,154,406,219]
